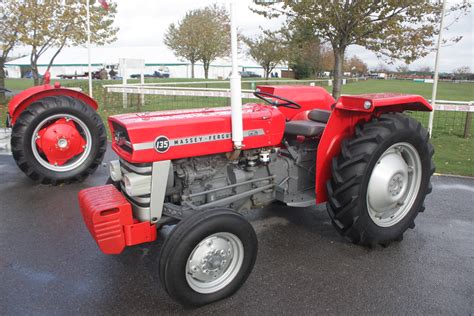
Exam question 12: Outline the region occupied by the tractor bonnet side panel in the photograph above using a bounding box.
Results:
[109,104,286,163]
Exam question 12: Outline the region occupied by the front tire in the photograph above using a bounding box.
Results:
[11,96,106,185]
[326,113,435,247]
[159,208,258,307]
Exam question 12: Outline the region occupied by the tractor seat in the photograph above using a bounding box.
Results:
[308,109,331,123]
[285,120,326,137]
[284,109,330,137]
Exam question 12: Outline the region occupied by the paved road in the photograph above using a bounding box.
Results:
[1,150,473,315]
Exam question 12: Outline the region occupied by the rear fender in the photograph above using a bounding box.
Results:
[315,93,432,204]
[8,84,98,125]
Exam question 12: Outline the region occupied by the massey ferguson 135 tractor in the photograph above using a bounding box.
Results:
[76,84,435,306]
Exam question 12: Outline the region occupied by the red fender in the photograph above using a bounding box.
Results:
[315,93,432,204]
[8,83,98,125]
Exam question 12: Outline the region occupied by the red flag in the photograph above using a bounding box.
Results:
[98,0,109,10]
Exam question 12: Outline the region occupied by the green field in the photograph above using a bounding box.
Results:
[1,78,473,176]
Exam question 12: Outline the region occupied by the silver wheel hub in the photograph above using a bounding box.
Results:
[367,142,422,227]
[57,138,69,149]
[186,232,243,294]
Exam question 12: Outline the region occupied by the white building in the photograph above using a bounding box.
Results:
[5,46,285,80]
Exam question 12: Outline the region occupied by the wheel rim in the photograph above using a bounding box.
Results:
[366,142,422,227]
[185,232,244,294]
[31,114,92,172]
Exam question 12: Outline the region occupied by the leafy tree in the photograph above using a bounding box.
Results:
[281,19,322,79]
[253,0,471,98]
[244,32,286,79]
[0,0,23,102]
[14,0,118,85]
[165,5,231,79]
[164,12,202,78]
[345,55,368,76]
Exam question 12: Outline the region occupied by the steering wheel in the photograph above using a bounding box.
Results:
[253,90,302,109]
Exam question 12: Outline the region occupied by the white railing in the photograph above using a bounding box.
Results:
[104,83,473,112]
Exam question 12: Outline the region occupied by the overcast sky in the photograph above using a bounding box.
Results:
[12,0,474,72]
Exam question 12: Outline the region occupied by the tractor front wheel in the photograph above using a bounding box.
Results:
[11,96,107,185]
[159,208,258,307]
[326,113,435,247]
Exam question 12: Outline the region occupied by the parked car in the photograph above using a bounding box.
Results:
[131,67,170,79]
[241,71,261,78]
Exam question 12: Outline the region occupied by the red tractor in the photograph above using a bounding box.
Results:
[5,73,107,184]
[75,84,434,306]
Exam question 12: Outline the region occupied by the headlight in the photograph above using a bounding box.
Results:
[123,173,151,197]
[108,160,122,182]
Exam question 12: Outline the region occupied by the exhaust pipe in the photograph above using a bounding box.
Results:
[230,0,243,149]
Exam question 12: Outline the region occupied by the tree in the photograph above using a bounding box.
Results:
[281,19,322,79]
[165,5,231,79]
[15,0,118,85]
[244,32,286,79]
[0,0,22,102]
[345,55,368,76]
[453,66,471,75]
[416,65,433,74]
[164,12,202,78]
[396,64,411,73]
[253,0,470,98]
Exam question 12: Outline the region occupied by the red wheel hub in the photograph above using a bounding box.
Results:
[35,118,86,166]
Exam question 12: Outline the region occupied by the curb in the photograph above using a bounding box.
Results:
[434,172,474,180]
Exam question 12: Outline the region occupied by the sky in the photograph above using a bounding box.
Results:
[11,0,474,72]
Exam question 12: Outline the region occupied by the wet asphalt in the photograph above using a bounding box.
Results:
[0,149,473,315]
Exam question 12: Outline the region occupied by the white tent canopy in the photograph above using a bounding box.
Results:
[5,46,285,79]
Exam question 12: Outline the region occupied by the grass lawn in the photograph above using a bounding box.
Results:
[335,79,474,101]
[2,78,473,176]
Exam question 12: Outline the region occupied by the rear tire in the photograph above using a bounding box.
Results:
[159,208,258,307]
[326,113,435,247]
[11,96,106,185]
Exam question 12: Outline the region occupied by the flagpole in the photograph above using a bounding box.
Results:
[86,0,93,98]
[428,0,447,138]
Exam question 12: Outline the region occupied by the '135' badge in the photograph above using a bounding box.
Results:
[154,136,170,153]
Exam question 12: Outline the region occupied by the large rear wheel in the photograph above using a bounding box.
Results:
[326,113,435,247]
[11,96,107,185]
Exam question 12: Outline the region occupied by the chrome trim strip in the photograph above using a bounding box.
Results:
[132,129,265,151]
[120,159,152,174]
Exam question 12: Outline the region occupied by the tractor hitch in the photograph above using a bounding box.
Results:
[78,184,157,254]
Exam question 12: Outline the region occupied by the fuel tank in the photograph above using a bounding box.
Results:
[109,104,286,163]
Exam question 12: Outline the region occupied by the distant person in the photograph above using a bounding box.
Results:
[99,68,108,80]
[109,68,117,79]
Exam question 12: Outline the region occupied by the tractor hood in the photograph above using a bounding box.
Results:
[108,104,286,163]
